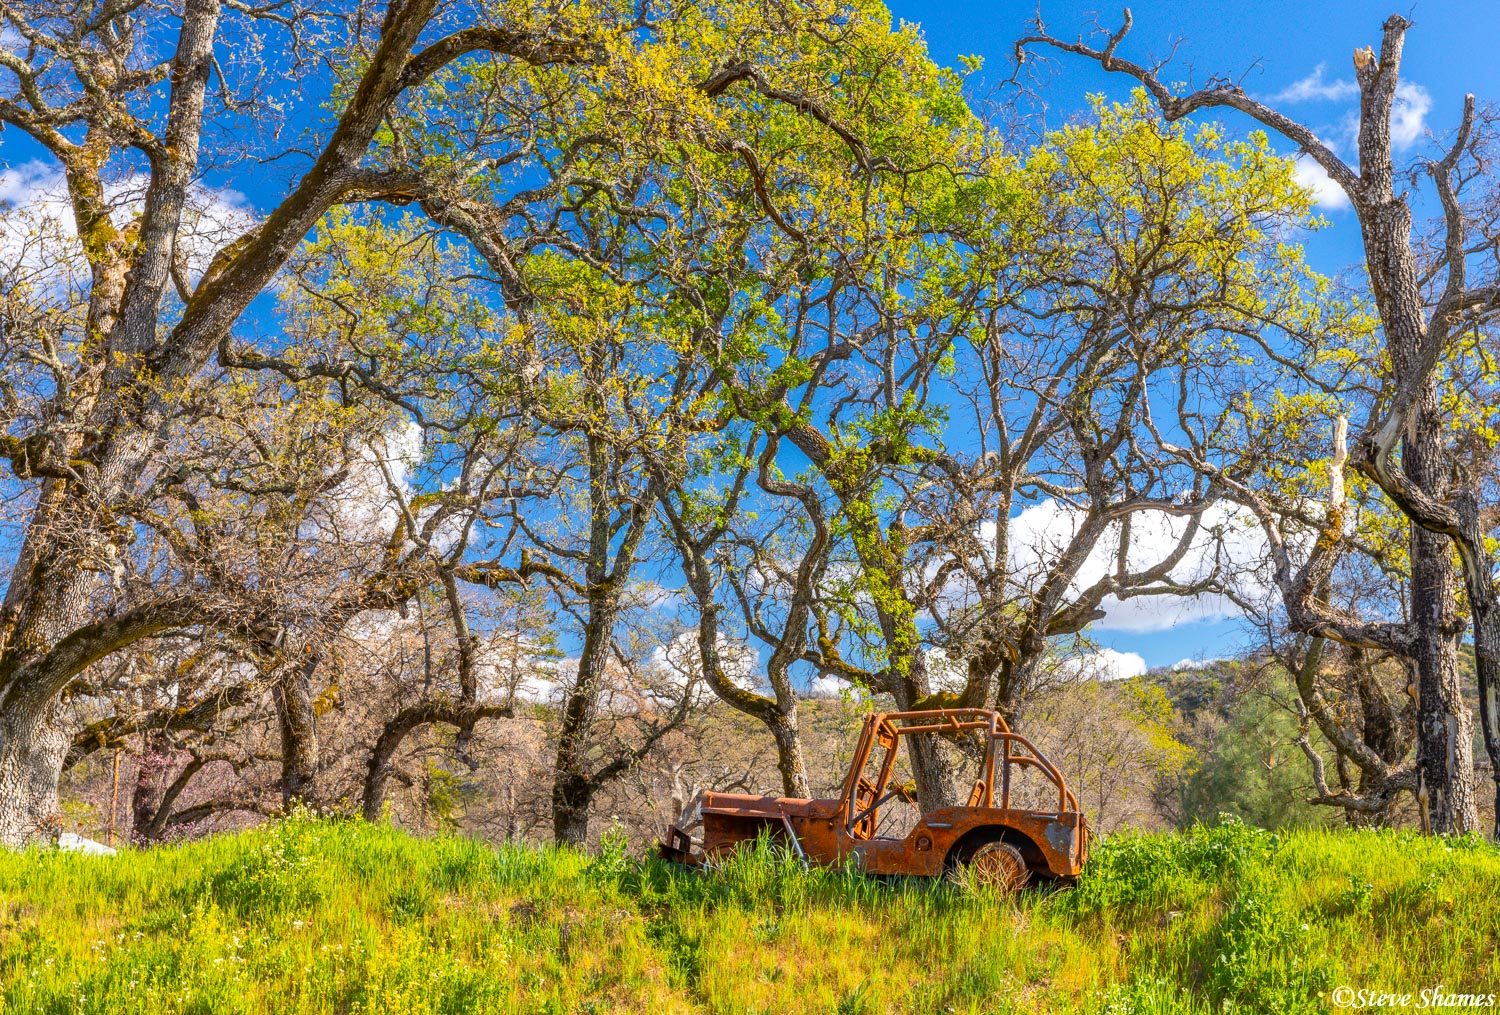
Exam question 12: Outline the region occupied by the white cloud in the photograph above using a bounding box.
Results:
[342,607,402,643]
[1062,648,1148,682]
[924,646,968,694]
[312,421,426,544]
[1,163,87,287]
[511,667,566,705]
[1270,64,1358,104]
[176,187,259,282]
[1096,593,1244,633]
[637,580,681,612]
[1391,81,1431,150]
[1263,66,1429,161]
[1171,656,1230,671]
[474,632,565,704]
[1292,154,1351,210]
[992,499,1274,634]
[0,160,257,292]
[806,674,866,701]
[0,162,52,205]
[652,629,762,700]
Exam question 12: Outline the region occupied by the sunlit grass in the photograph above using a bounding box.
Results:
[0,816,1495,1013]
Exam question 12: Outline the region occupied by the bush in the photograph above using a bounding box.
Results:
[1062,815,1273,915]
[1208,891,1331,1014]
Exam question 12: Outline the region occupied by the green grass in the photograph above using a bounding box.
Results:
[1,816,1497,1013]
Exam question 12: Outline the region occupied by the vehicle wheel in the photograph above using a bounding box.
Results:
[958,841,1029,892]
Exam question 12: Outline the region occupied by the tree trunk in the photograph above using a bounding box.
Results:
[888,656,956,810]
[362,699,511,822]
[0,703,70,847]
[1406,390,1478,834]
[768,712,810,798]
[0,521,106,847]
[1451,492,1500,838]
[363,722,407,823]
[132,746,205,843]
[905,734,954,811]
[273,664,320,809]
[1471,613,1500,838]
[552,771,593,846]
[551,597,613,845]
[1347,649,1411,828]
[547,427,655,846]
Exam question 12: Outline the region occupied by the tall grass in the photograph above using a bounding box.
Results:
[0,816,1495,1013]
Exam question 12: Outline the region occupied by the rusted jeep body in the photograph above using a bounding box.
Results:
[660,708,1090,886]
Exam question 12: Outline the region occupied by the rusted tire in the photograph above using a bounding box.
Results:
[958,841,1029,892]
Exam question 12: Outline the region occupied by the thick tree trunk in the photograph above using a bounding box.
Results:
[1450,492,1500,838]
[0,703,70,847]
[551,772,593,846]
[1407,592,1476,835]
[1406,392,1478,834]
[888,657,956,810]
[906,734,954,811]
[273,667,320,809]
[363,723,407,823]
[768,712,810,799]
[551,595,614,845]
[0,515,112,847]
[1470,607,1500,838]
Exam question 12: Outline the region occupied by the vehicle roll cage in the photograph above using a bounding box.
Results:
[841,708,1082,839]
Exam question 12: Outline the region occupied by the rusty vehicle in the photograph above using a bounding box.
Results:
[659,708,1089,889]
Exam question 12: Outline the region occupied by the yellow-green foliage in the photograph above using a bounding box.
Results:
[2,817,1497,1013]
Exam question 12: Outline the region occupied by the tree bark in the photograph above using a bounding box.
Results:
[551,590,617,845]
[272,660,321,809]
[1457,490,1500,836]
[0,703,70,846]
[551,773,593,846]
[1405,395,1478,833]
[767,713,810,799]
[882,652,957,810]
[362,700,512,822]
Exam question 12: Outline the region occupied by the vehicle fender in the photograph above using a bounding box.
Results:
[943,824,1046,873]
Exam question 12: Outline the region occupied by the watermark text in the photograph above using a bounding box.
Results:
[1332,986,1498,1009]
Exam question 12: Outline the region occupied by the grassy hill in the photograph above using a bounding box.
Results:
[2,817,1497,1014]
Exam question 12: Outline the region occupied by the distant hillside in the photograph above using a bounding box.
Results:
[5,815,1497,1013]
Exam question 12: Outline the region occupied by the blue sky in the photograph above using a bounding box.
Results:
[899,0,1500,277]
[878,0,1500,672]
